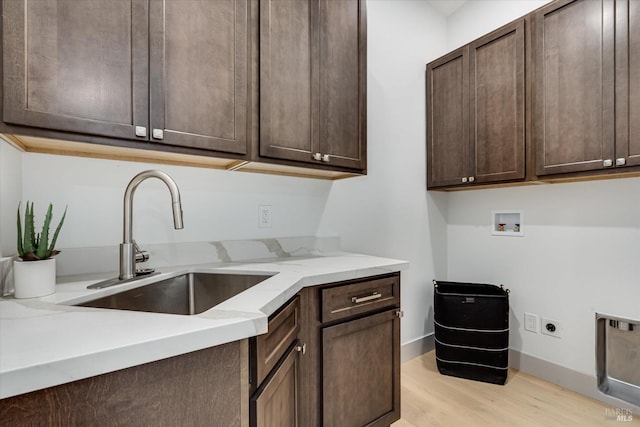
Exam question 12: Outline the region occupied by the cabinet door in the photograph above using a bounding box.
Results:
[259,0,316,162]
[2,0,148,140]
[254,296,300,387]
[426,47,470,188]
[251,343,300,427]
[322,309,400,427]
[615,0,640,167]
[317,0,366,169]
[149,0,249,154]
[469,20,525,183]
[260,0,366,170]
[533,0,615,176]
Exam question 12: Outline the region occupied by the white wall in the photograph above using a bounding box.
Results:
[1,143,332,252]
[318,0,449,347]
[0,140,22,257]
[445,0,640,378]
[447,178,640,375]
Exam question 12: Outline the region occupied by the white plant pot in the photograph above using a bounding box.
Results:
[13,258,56,299]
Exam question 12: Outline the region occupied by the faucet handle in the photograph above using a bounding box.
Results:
[133,240,150,263]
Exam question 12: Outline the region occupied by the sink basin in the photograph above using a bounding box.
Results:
[79,272,272,315]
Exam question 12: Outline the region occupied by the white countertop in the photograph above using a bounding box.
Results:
[0,251,407,399]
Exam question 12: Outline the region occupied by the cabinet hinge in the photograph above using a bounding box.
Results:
[296,343,307,355]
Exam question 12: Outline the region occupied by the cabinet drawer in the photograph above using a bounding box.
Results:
[321,275,400,323]
[255,296,300,386]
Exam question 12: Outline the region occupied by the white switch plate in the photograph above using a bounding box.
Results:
[525,312,538,333]
[259,205,272,229]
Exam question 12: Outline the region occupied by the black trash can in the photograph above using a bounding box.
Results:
[433,280,510,385]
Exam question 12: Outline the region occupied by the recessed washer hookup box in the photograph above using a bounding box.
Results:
[596,313,640,407]
[433,280,510,385]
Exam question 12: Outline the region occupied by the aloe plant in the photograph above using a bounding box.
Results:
[17,202,67,261]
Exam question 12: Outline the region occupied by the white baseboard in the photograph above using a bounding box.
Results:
[401,333,434,363]
[400,338,639,411]
[509,349,639,412]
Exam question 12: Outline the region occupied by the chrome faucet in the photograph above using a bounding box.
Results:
[119,170,184,280]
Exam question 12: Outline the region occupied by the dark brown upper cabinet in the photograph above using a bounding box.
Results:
[615,0,640,168]
[532,0,639,175]
[259,0,366,171]
[426,47,469,188]
[532,0,616,176]
[427,20,525,189]
[2,0,251,155]
[149,0,249,154]
[2,0,149,141]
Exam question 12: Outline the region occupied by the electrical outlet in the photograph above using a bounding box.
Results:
[541,317,562,338]
[258,205,272,229]
[524,312,539,333]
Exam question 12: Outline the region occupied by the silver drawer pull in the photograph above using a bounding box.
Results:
[352,291,382,304]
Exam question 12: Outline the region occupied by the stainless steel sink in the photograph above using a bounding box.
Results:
[79,272,272,315]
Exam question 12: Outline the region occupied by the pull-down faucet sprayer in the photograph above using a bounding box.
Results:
[119,170,184,280]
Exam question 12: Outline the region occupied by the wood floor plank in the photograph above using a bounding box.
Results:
[393,351,639,426]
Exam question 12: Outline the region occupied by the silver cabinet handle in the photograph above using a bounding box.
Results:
[152,129,164,140]
[312,153,331,162]
[468,176,475,182]
[603,159,613,167]
[396,310,404,318]
[461,177,468,183]
[135,126,147,137]
[352,291,382,304]
[616,158,627,166]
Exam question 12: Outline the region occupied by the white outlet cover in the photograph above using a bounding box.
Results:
[541,317,562,338]
[258,205,272,229]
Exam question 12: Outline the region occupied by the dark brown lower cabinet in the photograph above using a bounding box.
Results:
[250,296,302,427]
[0,275,401,427]
[323,309,400,427]
[0,341,248,427]
[251,341,301,427]
[298,272,401,427]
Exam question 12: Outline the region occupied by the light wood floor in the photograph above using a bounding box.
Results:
[392,351,639,427]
